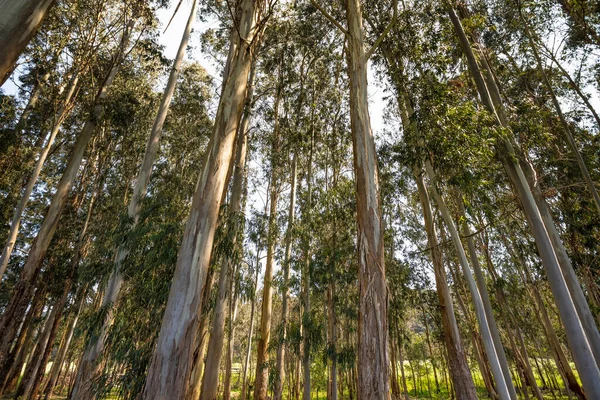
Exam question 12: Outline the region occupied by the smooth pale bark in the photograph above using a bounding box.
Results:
[241,249,261,400]
[72,4,197,396]
[0,21,133,371]
[43,284,87,400]
[0,72,80,282]
[274,152,298,400]
[455,193,517,400]
[425,161,511,400]
[254,88,282,400]
[142,2,266,397]
[447,6,600,394]
[0,0,55,84]
[200,77,251,400]
[413,170,478,399]
[345,0,390,396]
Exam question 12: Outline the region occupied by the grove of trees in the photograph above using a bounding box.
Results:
[1,0,600,399]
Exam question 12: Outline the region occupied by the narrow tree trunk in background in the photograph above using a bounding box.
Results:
[0,0,55,84]
[255,87,282,400]
[0,21,133,371]
[344,0,389,397]
[241,250,261,400]
[447,6,600,395]
[274,152,298,400]
[142,4,265,396]
[413,169,478,400]
[43,284,87,399]
[425,161,511,400]
[302,117,314,400]
[455,192,517,400]
[0,286,45,394]
[0,72,80,282]
[73,4,197,396]
[223,282,238,400]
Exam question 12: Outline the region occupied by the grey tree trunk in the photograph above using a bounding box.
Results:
[0,0,55,84]
[241,248,261,400]
[425,161,512,400]
[447,6,600,395]
[142,2,267,398]
[454,192,517,400]
[412,169,478,400]
[0,20,133,372]
[71,4,197,397]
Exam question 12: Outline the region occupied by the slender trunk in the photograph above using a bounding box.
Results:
[72,4,197,396]
[413,169,478,400]
[0,71,80,282]
[344,0,389,397]
[0,0,55,84]
[254,74,283,400]
[43,284,87,399]
[274,152,298,400]
[0,21,133,371]
[421,305,440,394]
[223,282,238,400]
[447,6,600,395]
[241,250,261,400]
[425,161,511,400]
[454,192,517,399]
[142,2,265,398]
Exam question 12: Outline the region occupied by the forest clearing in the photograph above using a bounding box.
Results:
[1,0,600,399]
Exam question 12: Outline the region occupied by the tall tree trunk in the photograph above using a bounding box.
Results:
[72,4,197,396]
[142,3,266,397]
[274,152,298,400]
[0,0,55,84]
[345,0,389,397]
[0,71,80,282]
[254,85,282,400]
[200,68,252,399]
[455,192,517,399]
[447,6,600,395]
[0,20,133,371]
[413,169,478,400]
[223,281,238,400]
[425,161,512,400]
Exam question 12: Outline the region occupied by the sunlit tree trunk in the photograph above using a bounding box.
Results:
[200,63,252,399]
[0,0,55,84]
[345,0,389,396]
[142,2,266,397]
[72,4,197,396]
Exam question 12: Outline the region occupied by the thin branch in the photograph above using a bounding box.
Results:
[310,0,349,36]
[366,0,398,60]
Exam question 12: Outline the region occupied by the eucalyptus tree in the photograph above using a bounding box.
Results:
[71,1,200,396]
[142,1,273,397]
[0,5,147,372]
[0,0,55,84]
